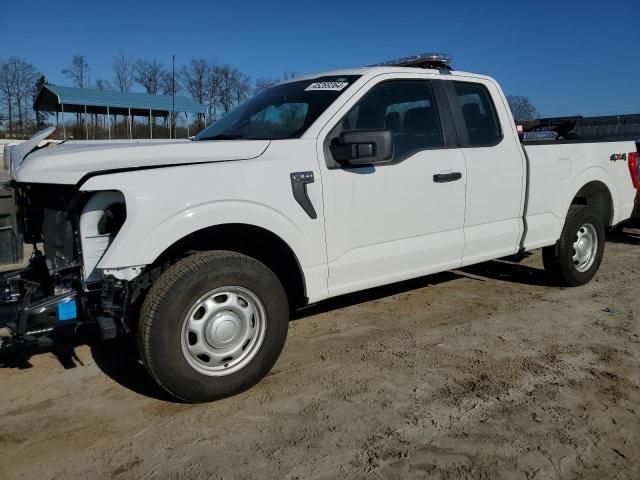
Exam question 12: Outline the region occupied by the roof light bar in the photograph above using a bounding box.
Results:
[371,52,453,70]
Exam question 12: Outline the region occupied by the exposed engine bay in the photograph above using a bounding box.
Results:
[0,182,128,351]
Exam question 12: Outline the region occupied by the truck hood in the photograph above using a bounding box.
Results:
[12,133,270,185]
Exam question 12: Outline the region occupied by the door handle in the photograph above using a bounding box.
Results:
[290,171,317,219]
[433,172,462,183]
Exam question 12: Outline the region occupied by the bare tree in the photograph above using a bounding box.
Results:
[62,54,90,88]
[0,60,16,136]
[507,95,538,123]
[112,51,134,92]
[215,65,235,115]
[205,62,221,122]
[133,60,165,94]
[62,55,90,128]
[213,65,251,115]
[32,74,50,128]
[14,63,30,130]
[254,71,296,94]
[254,77,278,94]
[159,71,179,96]
[0,57,39,135]
[180,59,209,127]
[231,69,251,105]
[94,79,111,90]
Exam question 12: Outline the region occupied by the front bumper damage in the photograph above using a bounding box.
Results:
[0,254,123,352]
[0,182,129,352]
[0,253,80,350]
[2,136,133,353]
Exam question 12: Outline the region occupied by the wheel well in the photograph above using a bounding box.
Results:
[152,224,307,309]
[571,181,613,227]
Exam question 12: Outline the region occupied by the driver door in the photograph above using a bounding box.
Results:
[318,77,467,297]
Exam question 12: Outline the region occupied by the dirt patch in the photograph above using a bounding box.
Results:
[1,230,639,479]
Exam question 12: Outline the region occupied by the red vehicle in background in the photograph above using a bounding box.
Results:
[623,152,639,228]
[630,151,640,226]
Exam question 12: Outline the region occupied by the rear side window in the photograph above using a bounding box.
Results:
[339,80,444,159]
[453,82,501,146]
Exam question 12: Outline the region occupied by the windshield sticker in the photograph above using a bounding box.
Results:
[305,82,349,91]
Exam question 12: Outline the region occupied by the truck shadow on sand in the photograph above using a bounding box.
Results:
[0,331,177,402]
[460,257,556,288]
[293,270,464,320]
[294,255,555,321]
[607,227,640,245]
[0,254,589,401]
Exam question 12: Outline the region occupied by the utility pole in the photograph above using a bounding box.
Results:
[172,54,175,139]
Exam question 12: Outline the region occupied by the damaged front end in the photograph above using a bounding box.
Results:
[0,182,129,352]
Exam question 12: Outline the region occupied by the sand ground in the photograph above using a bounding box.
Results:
[1,231,639,479]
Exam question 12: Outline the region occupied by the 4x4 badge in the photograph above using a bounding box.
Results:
[610,153,627,162]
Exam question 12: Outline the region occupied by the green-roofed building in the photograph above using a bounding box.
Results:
[34,84,207,140]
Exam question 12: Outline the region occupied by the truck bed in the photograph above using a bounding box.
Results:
[522,139,638,251]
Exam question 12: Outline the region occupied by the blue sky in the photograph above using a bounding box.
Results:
[2,0,638,117]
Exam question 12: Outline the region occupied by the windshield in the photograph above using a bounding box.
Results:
[195,75,361,141]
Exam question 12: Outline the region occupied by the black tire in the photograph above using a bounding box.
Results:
[138,250,289,402]
[542,205,605,286]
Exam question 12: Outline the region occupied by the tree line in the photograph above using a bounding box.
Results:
[0,53,540,139]
[0,53,292,138]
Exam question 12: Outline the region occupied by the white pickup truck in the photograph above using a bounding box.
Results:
[2,54,638,402]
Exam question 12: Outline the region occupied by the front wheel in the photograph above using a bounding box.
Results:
[542,205,605,286]
[138,251,289,402]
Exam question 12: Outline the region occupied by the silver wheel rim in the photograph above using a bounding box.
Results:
[572,223,598,273]
[181,286,267,376]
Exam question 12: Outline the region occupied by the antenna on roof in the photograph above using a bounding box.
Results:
[370,52,453,71]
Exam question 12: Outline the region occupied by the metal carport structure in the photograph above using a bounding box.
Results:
[34,85,206,140]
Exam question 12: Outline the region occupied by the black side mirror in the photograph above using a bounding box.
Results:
[329,130,394,165]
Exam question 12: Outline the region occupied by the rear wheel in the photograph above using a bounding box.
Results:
[542,205,605,286]
[138,251,289,402]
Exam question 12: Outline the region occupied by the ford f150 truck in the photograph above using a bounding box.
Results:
[1,53,638,402]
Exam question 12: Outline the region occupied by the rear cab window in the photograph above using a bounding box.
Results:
[451,82,502,146]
